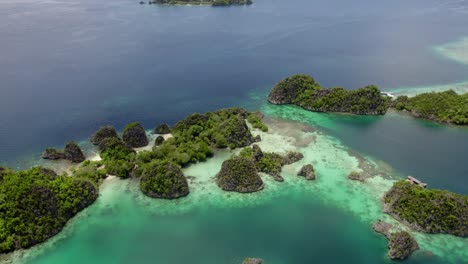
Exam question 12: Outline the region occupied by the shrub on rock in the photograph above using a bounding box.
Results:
[217,156,263,193]
[140,160,189,199]
[123,122,149,148]
[154,123,171,134]
[42,148,65,160]
[64,141,85,163]
[90,125,119,145]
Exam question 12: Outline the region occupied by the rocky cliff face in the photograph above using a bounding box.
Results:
[297,164,315,180]
[123,122,149,148]
[372,220,419,260]
[64,141,86,163]
[154,123,171,134]
[268,74,319,105]
[42,141,85,163]
[90,125,119,145]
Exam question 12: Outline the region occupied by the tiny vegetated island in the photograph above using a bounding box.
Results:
[141,0,252,6]
[268,74,468,125]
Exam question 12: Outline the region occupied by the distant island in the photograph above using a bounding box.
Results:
[142,0,252,6]
[268,74,468,125]
[268,74,390,115]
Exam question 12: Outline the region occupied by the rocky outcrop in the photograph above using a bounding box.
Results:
[64,141,85,163]
[140,161,189,199]
[155,136,165,146]
[283,152,304,165]
[384,180,468,237]
[372,220,419,260]
[242,258,263,264]
[220,115,254,148]
[372,219,393,238]
[154,123,171,134]
[41,142,85,163]
[253,135,262,142]
[268,74,389,115]
[388,231,419,260]
[348,171,365,182]
[297,164,315,180]
[122,122,149,148]
[268,74,319,104]
[217,156,263,193]
[42,148,65,160]
[90,125,119,145]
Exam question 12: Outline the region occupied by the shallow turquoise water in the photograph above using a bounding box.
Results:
[1,0,468,263]
[4,115,467,264]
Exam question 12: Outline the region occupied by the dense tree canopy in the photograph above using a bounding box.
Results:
[268,74,390,115]
[393,90,468,125]
[0,167,97,253]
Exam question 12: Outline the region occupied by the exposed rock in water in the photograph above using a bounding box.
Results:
[372,220,419,260]
[253,135,262,142]
[372,219,393,239]
[388,231,419,260]
[154,123,171,134]
[42,148,65,160]
[123,122,149,148]
[64,141,85,163]
[252,144,264,162]
[90,125,119,145]
[140,161,189,199]
[242,258,263,264]
[155,136,165,146]
[217,156,263,193]
[283,152,304,165]
[348,171,365,182]
[297,164,316,180]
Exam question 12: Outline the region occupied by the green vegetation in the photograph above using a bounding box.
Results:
[239,145,302,182]
[90,125,119,145]
[0,108,268,252]
[154,123,171,134]
[139,160,189,199]
[122,122,149,148]
[98,137,136,179]
[146,108,264,167]
[0,167,97,253]
[384,180,468,237]
[247,112,268,132]
[268,74,390,115]
[216,156,263,193]
[149,0,252,6]
[387,231,419,260]
[71,160,107,185]
[393,90,468,125]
